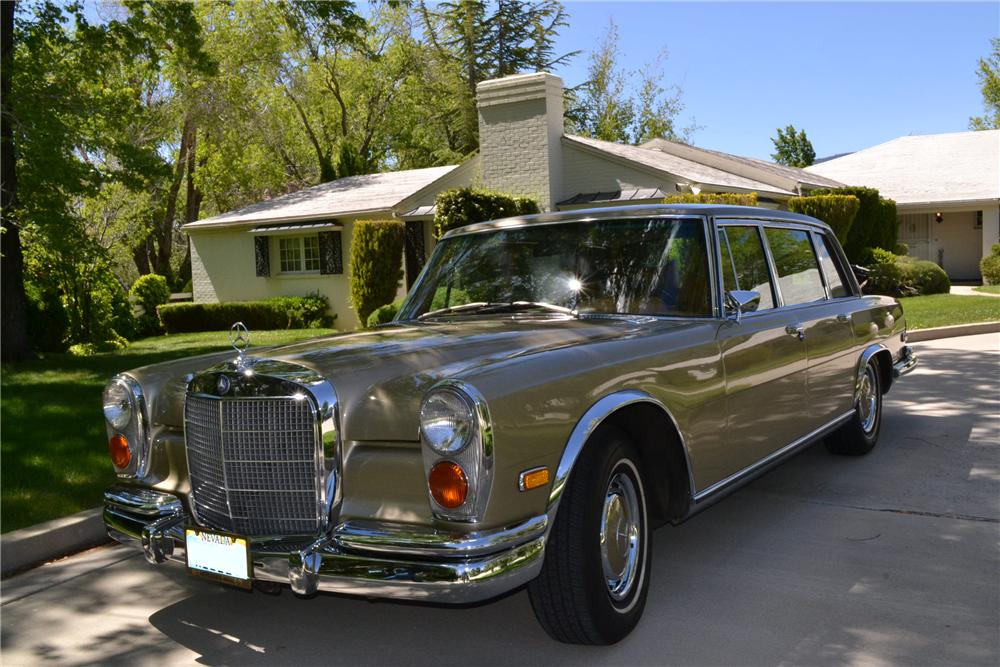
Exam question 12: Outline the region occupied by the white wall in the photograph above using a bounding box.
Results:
[896,203,997,281]
[191,217,376,330]
[559,144,678,204]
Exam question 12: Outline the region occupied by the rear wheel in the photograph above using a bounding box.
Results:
[826,360,882,456]
[528,426,651,644]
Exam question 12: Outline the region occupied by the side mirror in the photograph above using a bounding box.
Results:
[725,290,761,323]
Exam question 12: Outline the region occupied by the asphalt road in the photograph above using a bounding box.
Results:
[2,333,997,666]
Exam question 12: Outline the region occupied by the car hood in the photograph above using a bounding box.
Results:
[143,316,697,442]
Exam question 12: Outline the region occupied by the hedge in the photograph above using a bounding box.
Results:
[130,274,171,336]
[158,293,334,333]
[786,194,860,245]
[350,220,405,326]
[366,299,403,328]
[662,192,759,206]
[981,243,1000,285]
[809,186,897,262]
[434,188,540,238]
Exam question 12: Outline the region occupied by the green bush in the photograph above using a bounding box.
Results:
[158,293,334,333]
[662,192,759,206]
[809,186,897,262]
[865,248,950,296]
[350,220,406,326]
[68,337,129,357]
[24,282,69,353]
[434,188,540,238]
[130,274,171,336]
[366,299,403,328]
[981,243,1000,285]
[894,243,909,256]
[786,195,860,244]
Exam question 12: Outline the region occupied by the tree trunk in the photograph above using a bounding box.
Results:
[1,0,32,362]
[152,118,193,279]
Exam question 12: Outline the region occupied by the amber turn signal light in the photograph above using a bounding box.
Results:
[109,433,131,469]
[519,467,550,491]
[429,461,468,509]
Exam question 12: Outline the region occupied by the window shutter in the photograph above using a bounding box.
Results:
[319,231,343,274]
[254,236,270,277]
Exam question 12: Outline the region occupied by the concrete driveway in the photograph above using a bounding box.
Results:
[2,334,997,666]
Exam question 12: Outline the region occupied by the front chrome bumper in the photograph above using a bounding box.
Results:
[104,486,545,603]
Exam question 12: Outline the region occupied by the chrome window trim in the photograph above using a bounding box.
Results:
[183,358,341,537]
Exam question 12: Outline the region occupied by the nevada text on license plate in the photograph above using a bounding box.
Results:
[185,527,252,589]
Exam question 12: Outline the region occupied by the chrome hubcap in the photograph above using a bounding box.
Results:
[600,470,640,601]
[859,366,878,434]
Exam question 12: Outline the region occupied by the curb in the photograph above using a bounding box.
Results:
[1,507,110,579]
[908,321,1000,342]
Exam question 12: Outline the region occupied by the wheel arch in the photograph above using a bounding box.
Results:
[546,391,694,532]
[857,343,893,396]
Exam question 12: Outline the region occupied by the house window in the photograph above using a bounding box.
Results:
[279,236,321,273]
[975,211,983,230]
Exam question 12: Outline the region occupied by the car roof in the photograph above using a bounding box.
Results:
[441,204,831,238]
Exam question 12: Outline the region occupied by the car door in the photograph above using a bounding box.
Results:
[712,223,809,482]
[761,226,857,429]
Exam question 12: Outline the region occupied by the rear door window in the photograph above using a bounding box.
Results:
[763,228,827,305]
[813,232,851,298]
[718,226,775,311]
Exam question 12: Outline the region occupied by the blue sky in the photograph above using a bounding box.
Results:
[551,2,998,159]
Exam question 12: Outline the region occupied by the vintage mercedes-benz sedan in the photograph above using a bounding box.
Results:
[102,204,916,644]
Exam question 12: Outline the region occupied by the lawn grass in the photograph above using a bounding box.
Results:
[898,294,1000,330]
[0,328,336,533]
[973,284,1000,295]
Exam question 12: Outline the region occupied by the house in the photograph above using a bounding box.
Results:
[184,72,842,329]
[807,130,1000,281]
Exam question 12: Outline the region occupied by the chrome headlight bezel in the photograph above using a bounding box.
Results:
[102,374,149,478]
[419,381,494,522]
[419,388,475,455]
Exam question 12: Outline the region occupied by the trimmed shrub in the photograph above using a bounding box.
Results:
[787,195,860,244]
[981,243,1000,285]
[434,188,540,238]
[865,249,950,296]
[68,337,128,357]
[130,274,171,336]
[350,220,406,326]
[366,299,403,328]
[810,186,897,261]
[158,293,334,333]
[894,243,909,256]
[662,192,759,206]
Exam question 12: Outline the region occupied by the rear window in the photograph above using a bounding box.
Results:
[813,232,851,298]
[764,228,827,306]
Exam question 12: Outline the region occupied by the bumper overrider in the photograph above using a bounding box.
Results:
[893,344,918,379]
[104,486,546,603]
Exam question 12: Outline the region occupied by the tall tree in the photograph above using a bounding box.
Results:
[770,125,816,167]
[969,37,1000,131]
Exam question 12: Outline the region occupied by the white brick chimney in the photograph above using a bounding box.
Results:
[476,72,564,211]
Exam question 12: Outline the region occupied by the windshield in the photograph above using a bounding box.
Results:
[400,217,712,320]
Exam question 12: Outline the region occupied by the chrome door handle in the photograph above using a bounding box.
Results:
[836,313,851,324]
[785,324,806,341]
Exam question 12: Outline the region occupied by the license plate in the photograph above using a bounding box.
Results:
[185,527,253,589]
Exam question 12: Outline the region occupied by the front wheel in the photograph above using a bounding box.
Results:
[826,359,882,456]
[528,426,651,644]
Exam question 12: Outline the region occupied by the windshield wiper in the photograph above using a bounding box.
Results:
[417,301,577,320]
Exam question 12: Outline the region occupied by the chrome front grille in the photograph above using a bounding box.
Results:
[184,393,322,536]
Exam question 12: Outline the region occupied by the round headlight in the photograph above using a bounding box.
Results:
[420,389,474,454]
[103,380,134,430]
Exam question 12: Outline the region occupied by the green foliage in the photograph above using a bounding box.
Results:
[366,299,404,328]
[786,195,860,244]
[970,37,1000,130]
[980,242,1000,284]
[567,19,694,144]
[68,338,129,357]
[434,188,540,237]
[894,243,909,256]
[866,249,950,296]
[809,187,897,262]
[158,294,333,333]
[130,274,171,336]
[24,283,69,353]
[663,192,760,206]
[349,220,406,326]
[770,125,815,167]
